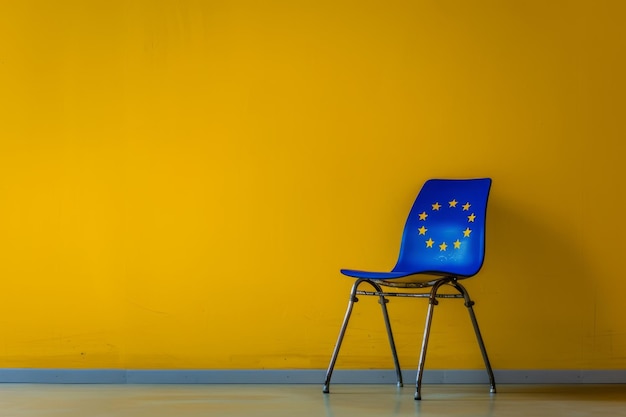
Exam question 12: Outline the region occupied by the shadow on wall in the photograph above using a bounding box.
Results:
[482,194,594,368]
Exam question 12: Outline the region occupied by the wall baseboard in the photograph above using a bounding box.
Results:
[0,369,624,384]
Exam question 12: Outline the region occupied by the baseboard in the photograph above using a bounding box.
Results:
[0,369,624,384]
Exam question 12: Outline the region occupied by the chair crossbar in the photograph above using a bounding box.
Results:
[356,290,463,299]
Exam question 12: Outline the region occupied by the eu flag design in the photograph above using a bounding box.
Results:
[417,199,476,259]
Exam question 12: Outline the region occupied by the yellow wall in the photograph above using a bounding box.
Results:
[1,0,625,370]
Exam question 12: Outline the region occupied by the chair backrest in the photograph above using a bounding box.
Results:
[392,178,492,277]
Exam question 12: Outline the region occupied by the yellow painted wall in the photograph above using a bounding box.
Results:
[1,0,625,370]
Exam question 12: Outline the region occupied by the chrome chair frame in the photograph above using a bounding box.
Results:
[322,276,496,400]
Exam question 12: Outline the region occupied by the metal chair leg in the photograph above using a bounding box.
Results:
[414,279,451,400]
[322,279,362,393]
[323,279,404,393]
[452,282,497,394]
[372,281,403,388]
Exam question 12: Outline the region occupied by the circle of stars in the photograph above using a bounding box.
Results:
[417,199,476,251]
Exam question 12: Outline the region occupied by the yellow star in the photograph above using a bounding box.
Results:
[425,238,434,248]
[439,242,447,251]
[418,226,428,235]
[463,227,472,237]
[449,199,458,208]
[432,202,441,211]
[453,239,461,249]
[462,202,471,211]
[468,213,476,222]
[419,211,428,221]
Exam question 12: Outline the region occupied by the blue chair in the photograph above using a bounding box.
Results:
[322,178,496,400]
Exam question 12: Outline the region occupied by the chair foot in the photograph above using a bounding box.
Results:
[397,382,403,388]
[490,385,496,394]
[322,384,330,394]
[414,391,421,401]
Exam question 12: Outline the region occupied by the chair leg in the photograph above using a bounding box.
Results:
[372,281,403,388]
[322,279,363,393]
[323,279,404,393]
[452,282,497,394]
[414,279,451,400]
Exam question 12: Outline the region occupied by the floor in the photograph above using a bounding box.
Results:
[1,384,625,417]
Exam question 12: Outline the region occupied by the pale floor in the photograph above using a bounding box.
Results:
[1,384,625,417]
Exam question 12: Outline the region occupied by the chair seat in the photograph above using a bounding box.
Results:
[340,269,415,279]
[340,269,448,287]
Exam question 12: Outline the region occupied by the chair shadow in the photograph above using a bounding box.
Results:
[484,195,595,365]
